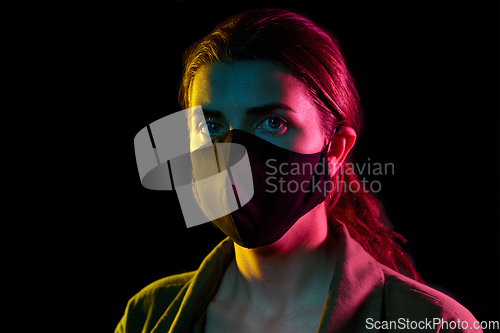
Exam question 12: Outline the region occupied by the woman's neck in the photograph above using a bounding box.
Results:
[225,202,339,317]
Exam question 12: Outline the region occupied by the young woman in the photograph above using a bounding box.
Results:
[117,8,481,332]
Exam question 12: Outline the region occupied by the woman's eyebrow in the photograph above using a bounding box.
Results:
[188,108,223,122]
[199,109,224,119]
[201,102,296,118]
[246,102,296,115]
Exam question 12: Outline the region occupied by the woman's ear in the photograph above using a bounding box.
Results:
[327,126,357,175]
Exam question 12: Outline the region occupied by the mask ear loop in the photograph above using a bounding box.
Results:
[325,125,344,207]
[323,124,341,153]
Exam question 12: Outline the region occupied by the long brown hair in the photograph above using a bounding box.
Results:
[179,8,422,282]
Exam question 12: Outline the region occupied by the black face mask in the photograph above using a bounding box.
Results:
[191,129,334,249]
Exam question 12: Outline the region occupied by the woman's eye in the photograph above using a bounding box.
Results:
[258,116,287,132]
[197,121,225,137]
[268,117,283,129]
[207,122,222,134]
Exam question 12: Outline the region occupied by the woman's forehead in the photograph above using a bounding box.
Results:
[191,60,310,111]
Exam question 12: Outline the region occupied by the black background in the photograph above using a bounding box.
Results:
[92,1,499,331]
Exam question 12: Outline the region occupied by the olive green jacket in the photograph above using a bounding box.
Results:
[115,221,481,332]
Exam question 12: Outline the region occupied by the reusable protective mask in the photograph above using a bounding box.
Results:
[134,106,335,248]
[191,129,334,248]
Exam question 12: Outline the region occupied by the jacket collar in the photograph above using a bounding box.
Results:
[317,220,385,332]
[156,220,386,333]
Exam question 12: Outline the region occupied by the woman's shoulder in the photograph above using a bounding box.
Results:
[115,271,196,333]
[380,265,479,330]
[130,270,196,306]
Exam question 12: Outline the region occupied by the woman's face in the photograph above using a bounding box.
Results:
[189,60,328,154]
